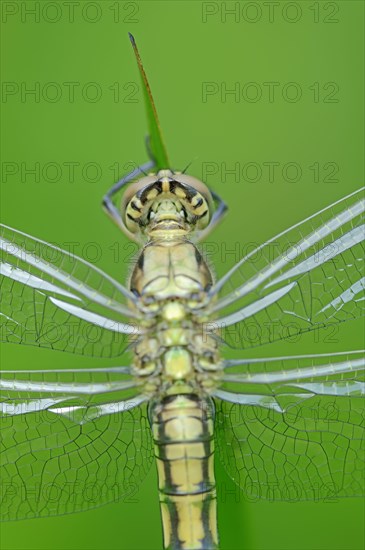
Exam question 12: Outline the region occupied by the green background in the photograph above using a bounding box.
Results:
[1,1,364,549]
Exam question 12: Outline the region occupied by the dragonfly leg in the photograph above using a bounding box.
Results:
[102,159,155,232]
[195,190,228,241]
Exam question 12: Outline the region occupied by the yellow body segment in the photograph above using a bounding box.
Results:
[151,395,218,550]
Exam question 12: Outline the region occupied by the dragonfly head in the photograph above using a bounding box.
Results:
[121,170,214,238]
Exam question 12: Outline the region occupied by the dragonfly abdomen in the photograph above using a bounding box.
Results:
[150,394,218,550]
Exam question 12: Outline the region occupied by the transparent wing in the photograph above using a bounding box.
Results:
[214,351,365,501]
[208,188,364,349]
[0,366,152,520]
[0,224,140,357]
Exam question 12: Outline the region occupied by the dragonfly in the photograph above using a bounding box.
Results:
[1,34,364,550]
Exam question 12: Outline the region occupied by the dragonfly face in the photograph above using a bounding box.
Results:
[121,170,214,238]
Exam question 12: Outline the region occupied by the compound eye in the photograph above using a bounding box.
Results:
[121,175,157,212]
[120,175,158,230]
[173,174,214,213]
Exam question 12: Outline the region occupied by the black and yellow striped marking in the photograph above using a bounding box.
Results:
[150,394,218,550]
[125,177,210,229]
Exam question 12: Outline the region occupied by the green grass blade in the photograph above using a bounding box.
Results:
[129,33,169,170]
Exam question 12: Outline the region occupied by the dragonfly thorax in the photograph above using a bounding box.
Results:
[130,239,212,302]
